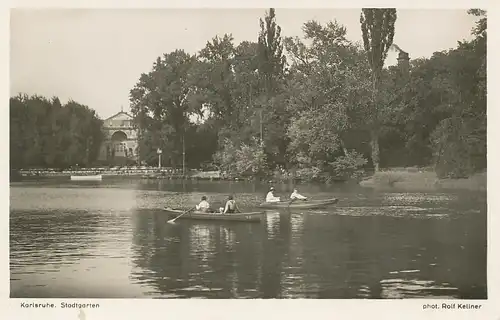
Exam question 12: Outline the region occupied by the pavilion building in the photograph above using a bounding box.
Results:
[97,110,139,165]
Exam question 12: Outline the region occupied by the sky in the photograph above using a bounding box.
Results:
[10,8,479,119]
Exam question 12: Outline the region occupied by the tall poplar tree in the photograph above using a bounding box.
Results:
[258,8,286,94]
[257,8,286,145]
[360,8,397,171]
[257,8,289,167]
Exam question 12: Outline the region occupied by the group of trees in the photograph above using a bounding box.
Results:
[10,94,104,169]
[10,9,486,182]
[130,8,486,180]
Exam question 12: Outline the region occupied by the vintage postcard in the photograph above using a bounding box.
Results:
[4,2,497,320]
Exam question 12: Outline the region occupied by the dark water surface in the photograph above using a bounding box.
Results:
[10,179,487,299]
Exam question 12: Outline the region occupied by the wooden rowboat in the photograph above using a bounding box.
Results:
[259,198,338,209]
[70,174,102,181]
[163,207,264,222]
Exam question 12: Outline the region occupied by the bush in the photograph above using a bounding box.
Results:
[294,166,322,181]
[431,116,486,179]
[213,137,268,178]
[235,140,268,177]
[328,150,367,180]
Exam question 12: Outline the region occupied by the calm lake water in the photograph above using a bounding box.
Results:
[10,178,487,299]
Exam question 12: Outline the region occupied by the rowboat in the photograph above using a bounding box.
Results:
[163,207,264,222]
[259,198,339,209]
[70,174,103,181]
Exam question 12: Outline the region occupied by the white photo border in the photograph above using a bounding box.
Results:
[1,1,498,320]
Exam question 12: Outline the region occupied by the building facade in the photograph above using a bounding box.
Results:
[97,111,139,165]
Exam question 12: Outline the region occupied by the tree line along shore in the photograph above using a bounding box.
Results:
[10,9,486,190]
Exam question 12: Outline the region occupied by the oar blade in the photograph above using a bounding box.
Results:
[166,206,196,225]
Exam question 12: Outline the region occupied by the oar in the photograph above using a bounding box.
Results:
[287,197,297,209]
[167,206,196,224]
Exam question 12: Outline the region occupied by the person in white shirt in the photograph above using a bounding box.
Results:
[196,196,210,212]
[290,189,308,201]
[266,187,281,203]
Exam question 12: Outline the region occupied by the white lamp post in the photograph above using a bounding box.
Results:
[157,148,162,169]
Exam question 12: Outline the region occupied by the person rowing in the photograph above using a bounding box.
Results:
[290,188,308,201]
[223,195,241,214]
[196,196,210,213]
[266,187,281,203]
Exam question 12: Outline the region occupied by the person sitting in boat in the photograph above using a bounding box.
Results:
[196,196,210,213]
[266,187,281,203]
[223,195,240,214]
[290,189,308,201]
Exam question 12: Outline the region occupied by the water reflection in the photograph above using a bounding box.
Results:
[9,206,139,298]
[130,209,269,298]
[10,209,100,269]
[10,180,487,299]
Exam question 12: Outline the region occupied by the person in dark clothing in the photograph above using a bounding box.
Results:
[223,195,240,214]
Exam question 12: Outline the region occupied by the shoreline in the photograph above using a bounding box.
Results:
[359,170,486,192]
[11,168,487,192]
[10,169,241,182]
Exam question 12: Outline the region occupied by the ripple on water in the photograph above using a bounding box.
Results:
[382,193,458,206]
[317,206,451,219]
[177,285,223,292]
[152,293,186,299]
[389,269,420,274]
[380,277,459,299]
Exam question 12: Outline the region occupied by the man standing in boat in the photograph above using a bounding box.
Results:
[290,188,308,201]
[223,195,240,214]
[266,187,281,203]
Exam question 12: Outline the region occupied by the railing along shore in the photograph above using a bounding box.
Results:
[15,168,226,180]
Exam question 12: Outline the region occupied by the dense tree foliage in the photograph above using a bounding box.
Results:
[413,10,486,178]
[10,94,103,169]
[129,50,200,169]
[283,20,371,181]
[127,8,486,180]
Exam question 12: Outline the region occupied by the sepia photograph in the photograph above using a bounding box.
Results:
[9,7,487,300]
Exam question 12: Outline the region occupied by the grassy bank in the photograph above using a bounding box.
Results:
[436,171,486,191]
[359,168,486,191]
